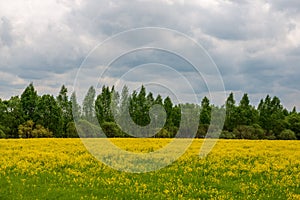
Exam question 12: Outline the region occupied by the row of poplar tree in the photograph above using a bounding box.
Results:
[0,83,299,140]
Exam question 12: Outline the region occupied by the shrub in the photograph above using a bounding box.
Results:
[252,124,265,139]
[0,129,5,138]
[233,125,266,139]
[155,128,171,138]
[32,125,53,138]
[101,121,122,137]
[233,126,255,139]
[197,124,209,138]
[18,120,35,138]
[65,122,79,138]
[278,129,297,140]
[18,120,52,138]
[220,131,235,139]
[76,120,103,138]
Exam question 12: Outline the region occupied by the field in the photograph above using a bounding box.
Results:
[0,139,299,199]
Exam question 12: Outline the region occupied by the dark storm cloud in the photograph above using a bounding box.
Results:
[0,0,300,109]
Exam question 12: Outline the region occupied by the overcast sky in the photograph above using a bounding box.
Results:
[0,0,300,109]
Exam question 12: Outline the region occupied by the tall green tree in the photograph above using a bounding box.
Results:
[236,93,258,126]
[285,113,300,139]
[57,85,73,134]
[20,83,38,121]
[224,92,237,131]
[95,86,115,124]
[258,95,286,136]
[35,94,63,137]
[163,96,173,128]
[117,85,130,135]
[1,96,24,138]
[137,85,149,126]
[119,85,130,119]
[155,94,163,105]
[172,105,181,129]
[82,86,96,124]
[129,86,150,126]
[199,96,211,125]
[179,103,200,138]
[70,92,81,121]
[0,99,6,137]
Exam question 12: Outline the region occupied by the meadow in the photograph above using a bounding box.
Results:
[0,138,299,199]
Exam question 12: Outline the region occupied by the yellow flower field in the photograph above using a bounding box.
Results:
[0,139,299,199]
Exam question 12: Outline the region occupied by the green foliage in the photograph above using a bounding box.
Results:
[65,122,79,138]
[220,131,236,139]
[57,85,73,135]
[163,96,173,127]
[35,94,63,137]
[18,120,34,138]
[76,119,102,138]
[70,92,81,121]
[278,129,297,140]
[179,103,200,138]
[18,120,52,138]
[224,92,237,131]
[258,95,286,135]
[155,128,172,138]
[0,127,6,138]
[199,96,211,125]
[236,93,258,126]
[285,113,300,139]
[95,86,115,124]
[82,86,96,124]
[20,83,38,121]
[0,83,299,140]
[171,105,181,128]
[0,96,24,138]
[100,121,123,137]
[233,125,265,139]
[129,85,151,126]
[32,125,53,138]
[196,124,209,138]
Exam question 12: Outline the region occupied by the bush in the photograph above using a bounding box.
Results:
[18,120,52,138]
[197,124,209,138]
[66,122,79,138]
[165,126,178,138]
[155,128,171,138]
[18,120,34,138]
[32,125,53,138]
[220,131,235,139]
[101,121,122,137]
[76,120,103,138]
[266,134,277,140]
[233,126,255,139]
[0,129,5,138]
[278,129,297,140]
[233,125,266,139]
[252,124,266,139]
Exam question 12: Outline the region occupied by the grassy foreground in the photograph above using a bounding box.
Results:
[0,138,299,199]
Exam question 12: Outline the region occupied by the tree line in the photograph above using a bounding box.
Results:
[0,83,299,140]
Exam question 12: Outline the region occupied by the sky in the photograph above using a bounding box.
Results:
[0,0,300,109]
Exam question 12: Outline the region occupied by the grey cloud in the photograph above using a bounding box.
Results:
[65,0,193,36]
[198,3,288,41]
[0,17,13,46]
[0,0,300,109]
[269,0,300,13]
